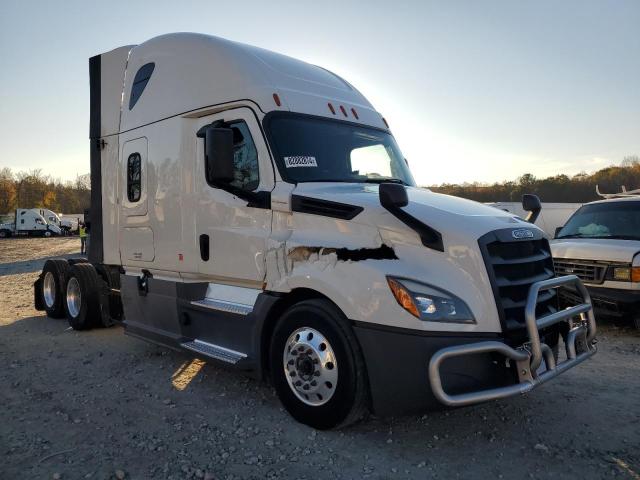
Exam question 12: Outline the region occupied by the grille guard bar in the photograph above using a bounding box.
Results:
[428,275,597,407]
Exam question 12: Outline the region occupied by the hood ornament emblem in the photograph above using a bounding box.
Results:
[512,228,534,240]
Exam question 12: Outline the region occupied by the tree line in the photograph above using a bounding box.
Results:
[1,155,638,217]
[429,156,640,203]
[0,168,90,216]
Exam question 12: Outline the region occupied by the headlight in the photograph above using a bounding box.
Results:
[613,267,631,281]
[387,277,475,323]
[612,266,640,282]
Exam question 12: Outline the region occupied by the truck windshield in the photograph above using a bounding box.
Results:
[557,201,640,240]
[266,114,416,186]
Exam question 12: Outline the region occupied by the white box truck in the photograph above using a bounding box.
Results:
[33,33,597,429]
[0,209,62,238]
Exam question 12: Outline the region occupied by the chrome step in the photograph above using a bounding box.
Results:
[181,339,247,364]
[190,298,253,316]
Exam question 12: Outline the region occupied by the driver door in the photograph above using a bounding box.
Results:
[193,107,274,285]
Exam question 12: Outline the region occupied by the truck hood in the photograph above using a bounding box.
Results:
[550,238,640,263]
[291,183,533,246]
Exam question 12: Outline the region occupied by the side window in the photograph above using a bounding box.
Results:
[228,121,259,191]
[127,153,142,202]
[129,63,155,110]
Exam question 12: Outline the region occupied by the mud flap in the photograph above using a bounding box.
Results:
[33,276,44,311]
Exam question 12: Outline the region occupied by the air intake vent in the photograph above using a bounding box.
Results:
[479,229,557,340]
[291,195,363,220]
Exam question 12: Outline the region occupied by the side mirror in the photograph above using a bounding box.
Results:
[554,226,562,238]
[379,182,408,209]
[522,193,541,224]
[202,127,234,184]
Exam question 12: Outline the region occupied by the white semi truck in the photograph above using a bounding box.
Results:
[0,209,62,238]
[34,33,597,429]
[38,208,78,234]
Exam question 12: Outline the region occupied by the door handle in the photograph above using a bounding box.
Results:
[199,234,210,261]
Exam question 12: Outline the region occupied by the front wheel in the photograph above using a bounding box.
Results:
[269,299,369,429]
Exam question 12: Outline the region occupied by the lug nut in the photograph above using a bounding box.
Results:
[303,383,310,390]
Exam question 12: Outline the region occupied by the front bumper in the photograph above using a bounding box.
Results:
[354,275,597,415]
[560,285,640,317]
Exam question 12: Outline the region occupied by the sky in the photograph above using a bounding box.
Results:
[0,0,638,186]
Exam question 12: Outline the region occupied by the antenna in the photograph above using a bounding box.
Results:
[596,184,640,199]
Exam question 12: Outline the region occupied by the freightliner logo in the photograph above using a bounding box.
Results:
[511,228,534,240]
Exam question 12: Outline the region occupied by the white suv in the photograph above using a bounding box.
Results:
[551,196,640,329]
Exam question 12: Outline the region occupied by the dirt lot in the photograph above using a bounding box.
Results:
[1,238,639,480]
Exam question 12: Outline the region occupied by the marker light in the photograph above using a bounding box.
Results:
[328,103,336,114]
[351,108,359,119]
[273,93,281,106]
[387,277,475,323]
[339,105,348,117]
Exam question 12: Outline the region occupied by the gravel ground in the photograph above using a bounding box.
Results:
[1,238,639,480]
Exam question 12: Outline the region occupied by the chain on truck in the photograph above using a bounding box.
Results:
[33,33,597,429]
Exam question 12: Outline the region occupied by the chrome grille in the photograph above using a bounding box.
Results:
[479,230,557,338]
[553,259,606,284]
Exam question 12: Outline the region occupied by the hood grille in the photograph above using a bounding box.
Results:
[479,229,557,340]
[553,259,606,284]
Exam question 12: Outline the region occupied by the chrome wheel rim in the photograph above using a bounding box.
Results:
[66,277,81,318]
[283,327,338,406]
[44,230,51,237]
[43,271,56,308]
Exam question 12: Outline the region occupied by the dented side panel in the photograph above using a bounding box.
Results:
[265,209,503,333]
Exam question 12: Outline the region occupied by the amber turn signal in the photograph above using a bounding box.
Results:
[387,278,420,318]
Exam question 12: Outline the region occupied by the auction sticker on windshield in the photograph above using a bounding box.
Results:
[284,156,317,168]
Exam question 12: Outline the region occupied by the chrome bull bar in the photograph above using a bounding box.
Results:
[428,275,597,407]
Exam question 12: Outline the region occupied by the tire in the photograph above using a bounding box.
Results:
[64,263,102,330]
[0,229,10,238]
[43,230,52,237]
[269,299,369,430]
[41,259,70,318]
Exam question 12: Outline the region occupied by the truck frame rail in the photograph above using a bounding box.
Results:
[428,275,596,407]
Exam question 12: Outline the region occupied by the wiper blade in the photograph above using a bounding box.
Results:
[587,235,640,240]
[556,234,585,239]
[362,178,407,185]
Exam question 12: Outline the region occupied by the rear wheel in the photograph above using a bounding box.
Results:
[0,229,11,238]
[269,299,369,429]
[64,263,101,330]
[43,230,52,237]
[41,259,69,318]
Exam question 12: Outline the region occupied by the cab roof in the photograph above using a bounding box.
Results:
[114,33,385,133]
